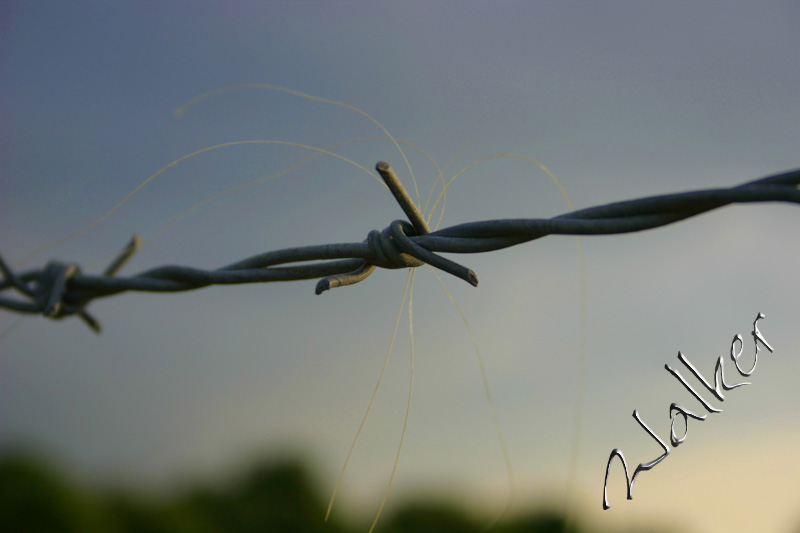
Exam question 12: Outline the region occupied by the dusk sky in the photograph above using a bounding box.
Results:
[2,2,800,532]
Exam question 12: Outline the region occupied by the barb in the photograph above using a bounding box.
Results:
[2,165,799,333]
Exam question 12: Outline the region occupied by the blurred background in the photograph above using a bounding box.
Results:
[1,2,799,531]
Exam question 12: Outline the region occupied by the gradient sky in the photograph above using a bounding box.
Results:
[2,2,800,532]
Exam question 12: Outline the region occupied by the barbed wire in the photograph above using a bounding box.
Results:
[2,163,799,334]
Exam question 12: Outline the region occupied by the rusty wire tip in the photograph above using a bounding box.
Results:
[79,311,102,334]
[467,270,479,287]
[315,279,332,295]
[104,234,142,277]
[315,263,377,295]
[375,161,430,236]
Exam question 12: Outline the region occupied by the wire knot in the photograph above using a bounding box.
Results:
[38,261,84,318]
[0,235,141,334]
[315,219,478,294]
[315,162,478,294]
[365,224,425,270]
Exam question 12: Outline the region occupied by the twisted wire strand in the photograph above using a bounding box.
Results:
[2,164,799,333]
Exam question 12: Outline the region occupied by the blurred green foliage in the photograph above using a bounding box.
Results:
[0,448,646,532]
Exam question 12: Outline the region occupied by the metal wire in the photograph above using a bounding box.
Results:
[2,163,799,333]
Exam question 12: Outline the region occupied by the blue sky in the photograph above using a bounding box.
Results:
[2,2,800,531]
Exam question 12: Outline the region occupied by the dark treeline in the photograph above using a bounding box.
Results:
[0,448,664,532]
